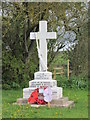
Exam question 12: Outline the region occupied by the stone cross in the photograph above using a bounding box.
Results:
[30,21,57,72]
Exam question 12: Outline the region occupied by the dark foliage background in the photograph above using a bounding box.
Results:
[2,2,88,89]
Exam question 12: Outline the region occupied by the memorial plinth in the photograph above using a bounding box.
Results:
[23,71,63,100]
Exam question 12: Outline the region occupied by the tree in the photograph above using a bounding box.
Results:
[2,2,88,88]
[68,21,88,76]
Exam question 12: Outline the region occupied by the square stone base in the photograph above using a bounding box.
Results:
[15,97,74,108]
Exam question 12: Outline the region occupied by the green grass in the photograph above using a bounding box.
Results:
[2,88,88,118]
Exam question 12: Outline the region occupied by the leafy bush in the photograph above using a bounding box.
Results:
[2,84,11,90]
[12,82,20,89]
[57,75,88,89]
[2,51,38,89]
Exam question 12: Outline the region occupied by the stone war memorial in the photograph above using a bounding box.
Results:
[17,21,74,107]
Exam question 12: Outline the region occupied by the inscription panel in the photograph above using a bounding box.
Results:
[29,80,57,88]
[34,72,52,80]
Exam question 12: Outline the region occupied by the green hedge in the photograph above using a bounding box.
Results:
[57,75,88,89]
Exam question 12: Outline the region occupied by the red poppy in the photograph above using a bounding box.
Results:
[41,99,47,104]
[37,99,41,104]
[36,99,47,105]
[28,87,47,105]
[28,88,39,104]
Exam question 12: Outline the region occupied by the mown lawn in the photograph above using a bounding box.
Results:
[2,88,88,118]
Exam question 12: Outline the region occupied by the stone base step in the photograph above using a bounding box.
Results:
[16,98,28,105]
[30,101,74,108]
[50,101,74,108]
[51,97,68,104]
[15,97,74,108]
[31,104,47,108]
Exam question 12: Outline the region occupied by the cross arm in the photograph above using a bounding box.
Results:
[46,32,57,39]
[30,32,39,39]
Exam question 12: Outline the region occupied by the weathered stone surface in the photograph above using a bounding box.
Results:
[51,87,62,99]
[51,97,68,104]
[23,87,37,99]
[17,98,28,104]
[50,101,74,108]
[63,101,74,107]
